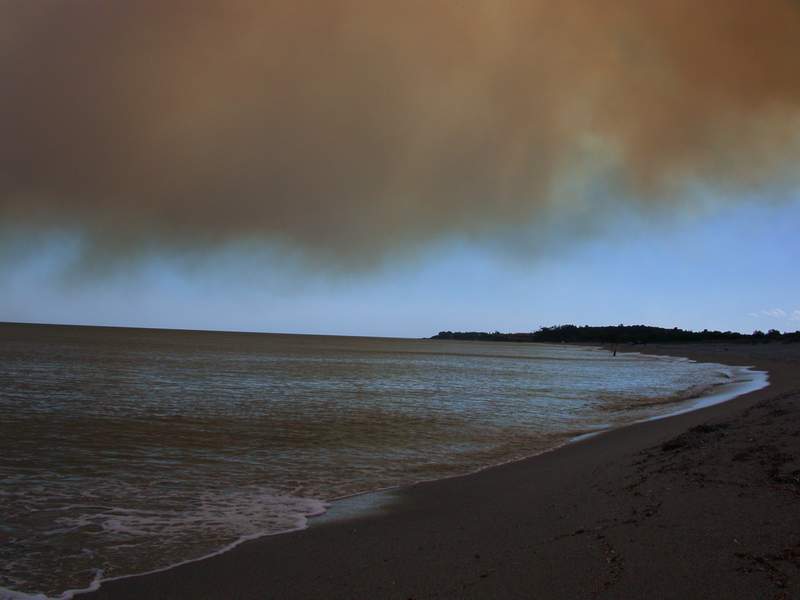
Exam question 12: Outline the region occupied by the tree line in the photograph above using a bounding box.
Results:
[432,324,800,344]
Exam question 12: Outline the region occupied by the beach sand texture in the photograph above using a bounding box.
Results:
[81,343,800,599]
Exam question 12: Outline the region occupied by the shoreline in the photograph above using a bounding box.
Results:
[72,341,800,599]
[316,358,768,528]
[1,342,749,600]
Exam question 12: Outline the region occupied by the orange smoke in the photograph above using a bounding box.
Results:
[2,1,799,259]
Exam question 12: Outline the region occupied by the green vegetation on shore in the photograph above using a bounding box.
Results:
[432,324,800,344]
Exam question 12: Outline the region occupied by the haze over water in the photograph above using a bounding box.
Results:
[1,324,743,598]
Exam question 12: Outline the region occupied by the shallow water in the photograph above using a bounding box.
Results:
[0,324,742,598]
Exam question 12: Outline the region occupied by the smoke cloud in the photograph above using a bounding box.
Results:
[2,1,800,262]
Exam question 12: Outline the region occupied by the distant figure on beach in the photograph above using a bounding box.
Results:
[612,344,617,357]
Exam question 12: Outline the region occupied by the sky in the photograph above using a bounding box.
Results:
[2,1,799,337]
[3,194,798,337]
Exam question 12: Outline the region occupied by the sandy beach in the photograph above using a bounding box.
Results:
[81,342,800,599]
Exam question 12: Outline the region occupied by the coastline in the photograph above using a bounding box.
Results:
[76,342,799,598]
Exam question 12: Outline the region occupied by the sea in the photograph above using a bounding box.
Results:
[0,323,766,599]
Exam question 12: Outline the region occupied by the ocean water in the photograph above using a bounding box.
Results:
[0,324,756,598]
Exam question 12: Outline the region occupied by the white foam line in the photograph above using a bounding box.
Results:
[2,503,329,600]
[1,573,101,600]
[645,365,769,420]
[565,364,768,441]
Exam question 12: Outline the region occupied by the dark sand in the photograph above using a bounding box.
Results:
[82,343,800,599]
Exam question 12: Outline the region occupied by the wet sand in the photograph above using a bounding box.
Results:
[81,343,800,599]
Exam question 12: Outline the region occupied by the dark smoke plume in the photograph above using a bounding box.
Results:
[2,1,800,262]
